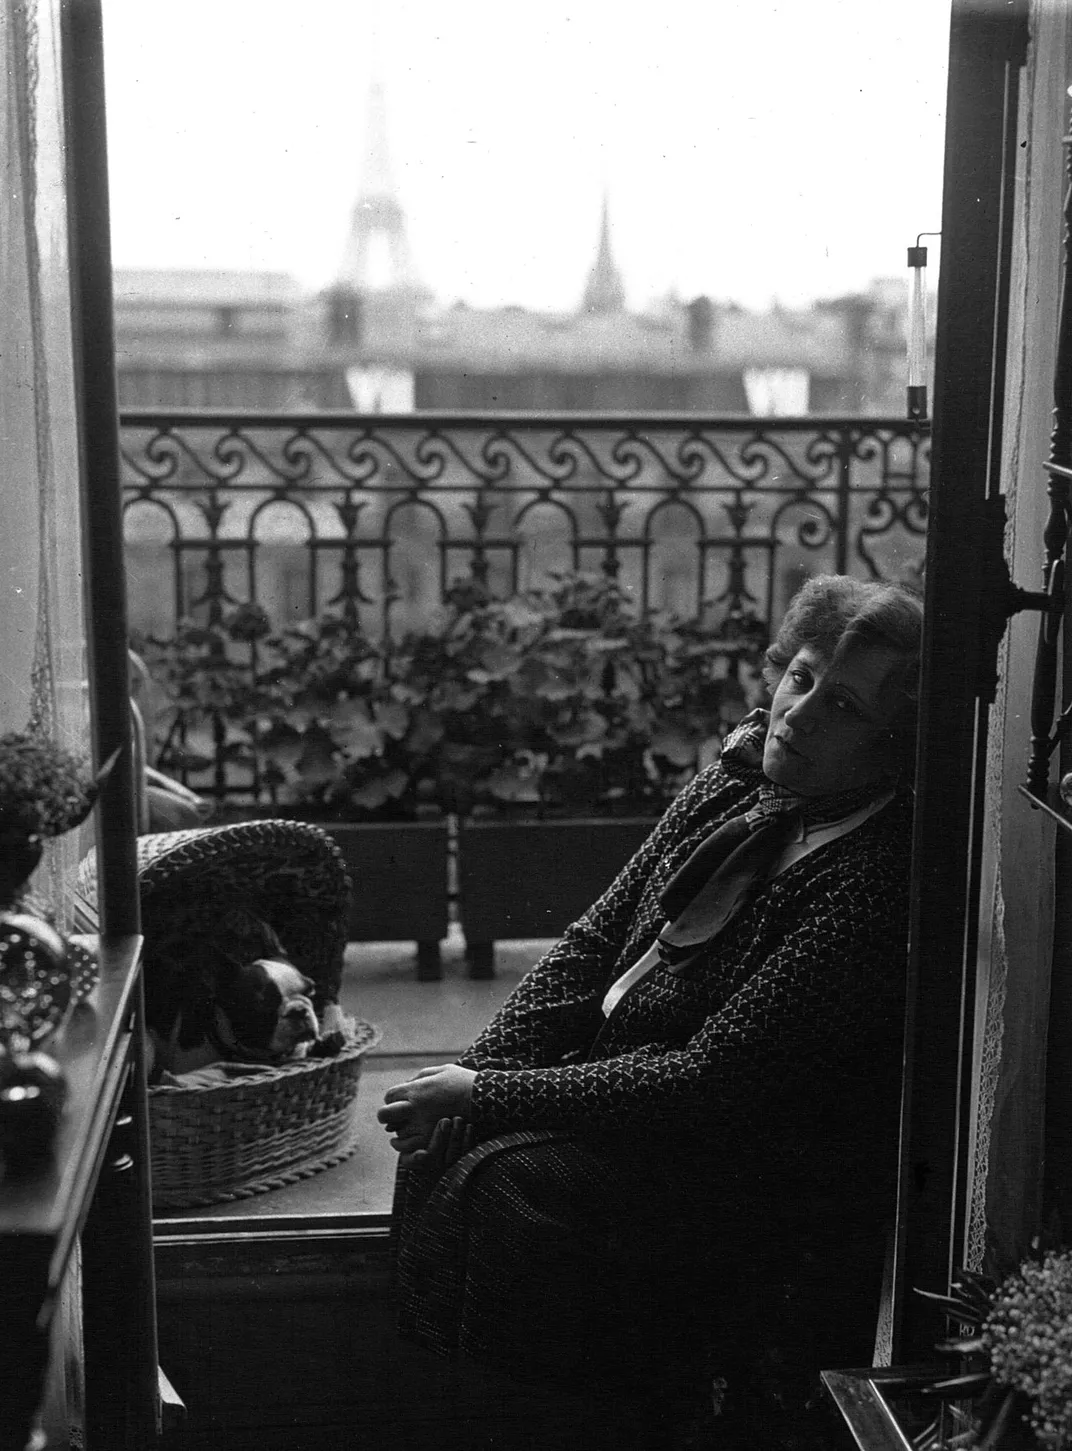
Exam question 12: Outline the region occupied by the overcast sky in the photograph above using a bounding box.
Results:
[100,0,951,312]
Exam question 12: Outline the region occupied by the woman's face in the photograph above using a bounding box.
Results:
[763,643,905,797]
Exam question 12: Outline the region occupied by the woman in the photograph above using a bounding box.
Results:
[379,574,922,1447]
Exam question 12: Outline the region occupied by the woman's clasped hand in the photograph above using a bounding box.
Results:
[377,1063,477,1163]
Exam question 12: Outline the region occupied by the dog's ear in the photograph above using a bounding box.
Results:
[252,959,316,1001]
[217,957,268,992]
[213,957,273,1014]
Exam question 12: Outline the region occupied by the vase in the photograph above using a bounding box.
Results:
[0,1048,68,1167]
[0,909,72,1169]
[0,909,73,1052]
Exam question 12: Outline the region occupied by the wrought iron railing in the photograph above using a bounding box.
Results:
[119,411,930,644]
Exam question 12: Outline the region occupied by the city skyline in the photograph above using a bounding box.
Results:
[100,0,951,313]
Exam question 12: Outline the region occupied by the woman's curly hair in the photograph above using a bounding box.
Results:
[763,575,924,772]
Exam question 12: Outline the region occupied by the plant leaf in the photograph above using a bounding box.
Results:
[373,699,410,740]
[486,765,541,803]
[934,1336,987,1356]
[975,1389,1023,1451]
[918,1372,992,1398]
[531,668,574,701]
[323,695,371,725]
[952,1268,997,1293]
[650,727,697,767]
[349,776,392,811]
[550,711,608,747]
[349,767,410,810]
[910,1417,942,1450]
[544,627,599,643]
[433,682,484,712]
[475,644,522,679]
[261,737,303,769]
[406,710,445,754]
[501,600,544,630]
[914,1288,984,1323]
[294,734,339,788]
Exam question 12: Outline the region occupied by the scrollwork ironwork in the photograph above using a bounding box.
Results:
[120,411,929,642]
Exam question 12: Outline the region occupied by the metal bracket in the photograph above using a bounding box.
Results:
[976,495,1062,705]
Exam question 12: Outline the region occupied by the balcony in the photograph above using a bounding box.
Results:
[121,408,929,817]
[121,408,931,1220]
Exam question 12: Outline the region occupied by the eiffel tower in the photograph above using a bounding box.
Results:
[338,73,420,295]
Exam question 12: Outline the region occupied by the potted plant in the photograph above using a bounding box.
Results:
[140,606,451,978]
[449,572,768,974]
[0,730,100,910]
[907,1249,1072,1450]
[826,1244,1072,1451]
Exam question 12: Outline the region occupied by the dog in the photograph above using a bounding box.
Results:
[146,951,321,1079]
[212,957,320,1063]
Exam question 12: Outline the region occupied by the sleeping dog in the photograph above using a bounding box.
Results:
[211,957,320,1063]
[147,953,321,1079]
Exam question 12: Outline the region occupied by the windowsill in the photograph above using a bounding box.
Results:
[152,929,548,1229]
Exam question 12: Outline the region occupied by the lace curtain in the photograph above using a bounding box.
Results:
[2,2,91,1445]
[1,0,90,929]
[967,0,1071,1274]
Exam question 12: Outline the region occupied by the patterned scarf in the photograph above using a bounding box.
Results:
[656,709,892,973]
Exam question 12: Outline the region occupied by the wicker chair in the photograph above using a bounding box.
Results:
[78,819,380,1210]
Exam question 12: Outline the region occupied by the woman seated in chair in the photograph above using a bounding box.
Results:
[379,574,922,1448]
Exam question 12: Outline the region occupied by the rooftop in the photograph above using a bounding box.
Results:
[114,266,880,377]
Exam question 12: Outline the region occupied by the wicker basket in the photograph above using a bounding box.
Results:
[78,819,382,1210]
[149,1017,380,1208]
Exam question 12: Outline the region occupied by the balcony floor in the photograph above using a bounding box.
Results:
[156,927,550,1223]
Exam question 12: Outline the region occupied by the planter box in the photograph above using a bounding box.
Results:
[202,812,451,977]
[321,820,451,979]
[458,817,658,977]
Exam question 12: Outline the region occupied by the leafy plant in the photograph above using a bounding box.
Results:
[431,571,767,817]
[984,1252,1072,1449]
[383,577,533,815]
[141,602,448,819]
[484,571,665,814]
[253,611,444,819]
[645,606,769,797]
[139,573,768,822]
[906,1244,1072,1450]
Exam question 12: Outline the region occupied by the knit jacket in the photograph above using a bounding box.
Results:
[459,763,913,1194]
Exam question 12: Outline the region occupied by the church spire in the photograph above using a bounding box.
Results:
[338,65,419,294]
[581,194,626,315]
